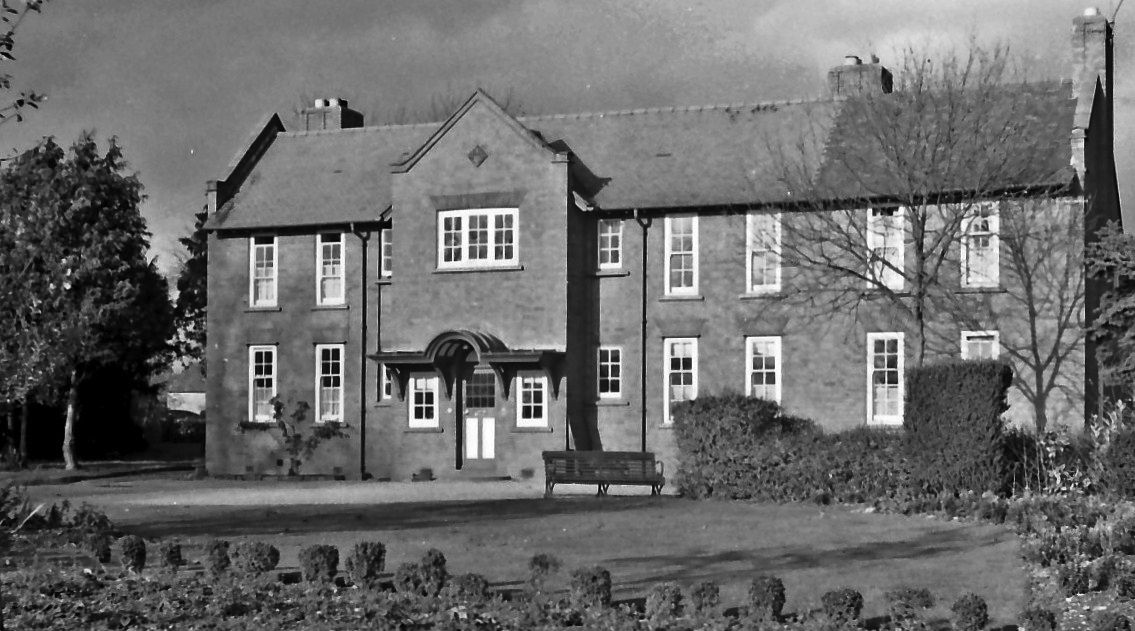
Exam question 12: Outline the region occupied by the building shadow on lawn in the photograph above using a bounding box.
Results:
[127,495,671,538]
[608,526,1015,590]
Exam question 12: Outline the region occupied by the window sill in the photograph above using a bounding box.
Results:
[374,400,395,408]
[658,294,704,302]
[405,426,443,433]
[312,304,348,311]
[868,420,903,428]
[593,269,630,278]
[245,306,281,313]
[314,421,350,429]
[512,425,553,433]
[739,291,783,300]
[595,399,629,407]
[434,264,525,274]
[956,286,1006,294]
[375,277,393,286]
[658,424,676,430]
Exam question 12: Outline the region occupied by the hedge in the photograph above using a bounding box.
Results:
[905,360,1012,494]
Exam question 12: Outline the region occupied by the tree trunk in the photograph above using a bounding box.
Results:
[1033,386,1048,434]
[17,404,27,469]
[62,370,79,470]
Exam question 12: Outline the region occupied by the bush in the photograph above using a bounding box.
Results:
[1059,563,1091,596]
[1117,570,1135,600]
[645,582,683,624]
[394,549,449,597]
[298,544,339,583]
[344,541,385,586]
[570,566,612,609]
[119,535,146,573]
[905,360,1011,495]
[442,573,491,604]
[231,541,279,576]
[158,541,184,572]
[1104,430,1135,499]
[1018,607,1057,631]
[748,575,786,621]
[527,553,562,594]
[1094,612,1133,631]
[204,539,231,576]
[886,586,934,625]
[950,593,989,631]
[690,580,720,614]
[85,532,112,563]
[821,588,863,624]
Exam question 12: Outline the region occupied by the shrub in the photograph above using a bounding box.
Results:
[158,540,184,572]
[204,539,231,576]
[527,553,562,593]
[1059,563,1091,596]
[690,580,721,614]
[645,582,683,624]
[1018,608,1057,631]
[442,573,491,603]
[1094,612,1133,631]
[344,541,385,586]
[748,575,786,621]
[905,360,1011,495]
[119,535,146,573]
[1104,429,1135,499]
[395,549,449,597]
[85,532,112,563]
[950,593,989,631]
[570,566,612,609]
[298,544,339,583]
[1117,570,1135,600]
[231,541,280,576]
[822,588,863,624]
[886,587,934,625]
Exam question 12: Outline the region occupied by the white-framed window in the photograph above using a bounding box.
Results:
[746,211,781,293]
[408,375,440,429]
[866,208,904,291]
[598,346,622,398]
[249,236,277,307]
[380,365,393,400]
[598,219,622,269]
[517,375,548,427]
[316,232,345,305]
[248,345,277,423]
[961,206,999,288]
[961,330,1000,360]
[437,208,518,269]
[663,337,698,425]
[867,332,904,425]
[380,228,393,278]
[665,215,698,295]
[315,344,344,422]
[745,336,782,403]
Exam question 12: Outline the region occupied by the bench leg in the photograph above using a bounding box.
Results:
[596,483,610,497]
[545,481,554,498]
[651,484,663,496]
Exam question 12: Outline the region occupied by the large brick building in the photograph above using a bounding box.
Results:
[204,10,1120,480]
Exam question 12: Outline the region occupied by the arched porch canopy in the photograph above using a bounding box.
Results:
[370,330,565,400]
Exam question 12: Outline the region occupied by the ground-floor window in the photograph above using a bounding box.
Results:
[663,337,698,425]
[598,346,622,398]
[248,345,276,423]
[961,330,1000,360]
[315,344,343,423]
[409,375,440,429]
[867,332,904,425]
[380,365,393,400]
[745,336,781,403]
[517,374,548,427]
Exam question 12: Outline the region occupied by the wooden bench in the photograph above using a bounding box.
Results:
[542,450,665,497]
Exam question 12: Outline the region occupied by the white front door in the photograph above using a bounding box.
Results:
[464,416,495,460]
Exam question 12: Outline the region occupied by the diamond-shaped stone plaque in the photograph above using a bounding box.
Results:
[467,144,488,167]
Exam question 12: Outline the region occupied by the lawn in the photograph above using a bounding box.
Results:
[29,475,1024,624]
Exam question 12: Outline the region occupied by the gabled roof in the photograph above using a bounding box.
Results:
[206,82,1079,231]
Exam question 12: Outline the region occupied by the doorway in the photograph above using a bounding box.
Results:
[459,369,496,469]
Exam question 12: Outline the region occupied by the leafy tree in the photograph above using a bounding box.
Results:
[1087,221,1135,395]
[0,134,172,469]
[173,207,207,369]
[0,0,48,127]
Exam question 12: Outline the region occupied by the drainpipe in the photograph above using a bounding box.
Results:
[350,224,371,480]
[634,209,651,453]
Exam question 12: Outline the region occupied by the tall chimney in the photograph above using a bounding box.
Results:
[1072,7,1113,130]
[827,55,893,99]
[302,97,364,131]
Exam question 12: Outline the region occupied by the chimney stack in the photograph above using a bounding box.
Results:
[302,97,363,131]
[1072,7,1113,129]
[827,55,893,99]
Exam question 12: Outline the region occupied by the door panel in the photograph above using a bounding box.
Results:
[480,418,495,459]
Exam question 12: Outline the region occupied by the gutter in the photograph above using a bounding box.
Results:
[350,223,372,480]
[633,209,651,452]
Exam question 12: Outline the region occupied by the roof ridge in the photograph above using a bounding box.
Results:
[280,120,440,138]
[516,96,829,121]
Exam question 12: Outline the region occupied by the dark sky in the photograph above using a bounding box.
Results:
[2,0,1131,274]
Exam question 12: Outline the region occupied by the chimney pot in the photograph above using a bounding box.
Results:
[843,55,862,66]
[303,96,363,131]
[1084,6,1101,16]
[314,98,327,108]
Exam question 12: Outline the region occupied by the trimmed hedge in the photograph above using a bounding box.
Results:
[905,360,1011,495]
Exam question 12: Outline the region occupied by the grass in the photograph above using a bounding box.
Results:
[29,475,1024,624]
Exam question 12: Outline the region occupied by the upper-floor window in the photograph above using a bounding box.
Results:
[746,211,781,293]
[746,336,781,403]
[380,228,392,278]
[962,206,999,288]
[409,375,440,429]
[663,337,698,425]
[867,332,904,425]
[598,219,622,269]
[437,208,518,270]
[317,233,344,305]
[961,330,1000,360]
[315,344,344,422]
[248,345,276,423]
[665,215,698,295]
[517,374,548,428]
[867,208,904,291]
[598,346,622,398]
[249,236,277,307]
